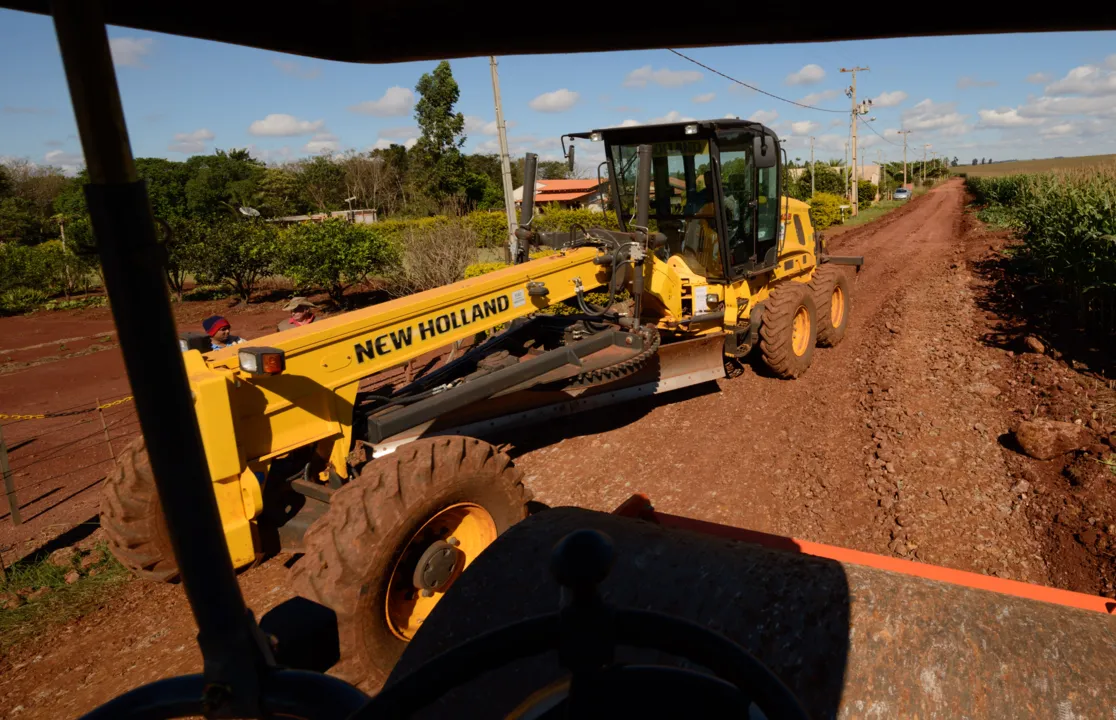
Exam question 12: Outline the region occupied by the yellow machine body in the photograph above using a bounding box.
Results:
[174,129,826,570]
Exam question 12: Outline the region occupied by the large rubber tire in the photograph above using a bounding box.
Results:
[810,265,850,347]
[99,437,179,582]
[293,436,529,688]
[759,282,817,379]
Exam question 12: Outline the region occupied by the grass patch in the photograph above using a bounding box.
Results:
[842,199,907,227]
[0,543,131,657]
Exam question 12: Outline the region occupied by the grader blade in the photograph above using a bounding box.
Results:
[371,333,726,453]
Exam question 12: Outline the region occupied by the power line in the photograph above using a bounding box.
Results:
[858,116,901,146]
[668,49,846,114]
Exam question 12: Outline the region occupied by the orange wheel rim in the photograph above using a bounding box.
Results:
[385,503,497,641]
[830,286,845,328]
[792,305,811,356]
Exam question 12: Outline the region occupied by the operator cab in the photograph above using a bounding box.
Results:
[568,119,782,279]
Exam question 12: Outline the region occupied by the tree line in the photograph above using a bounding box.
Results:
[0,61,584,314]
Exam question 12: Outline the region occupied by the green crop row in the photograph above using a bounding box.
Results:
[966,166,1116,329]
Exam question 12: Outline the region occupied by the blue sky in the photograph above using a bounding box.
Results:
[1,9,1114,175]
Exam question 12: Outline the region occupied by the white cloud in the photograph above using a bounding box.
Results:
[785,64,825,86]
[404,138,418,150]
[167,128,215,154]
[44,149,84,175]
[109,37,154,67]
[249,114,325,136]
[748,109,779,124]
[303,132,339,154]
[624,66,703,88]
[1039,119,1108,138]
[272,58,321,80]
[692,92,716,104]
[1045,64,1116,96]
[798,89,840,106]
[873,91,908,108]
[957,76,998,89]
[464,115,504,136]
[1108,55,1116,70]
[620,119,641,127]
[529,89,580,113]
[977,108,1043,128]
[723,114,739,119]
[1017,94,1116,119]
[649,110,696,124]
[828,117,845,128]
[901,99,968,134]
[1026,72,1052,84]
[790,120,820,135]
[348,87,415,117]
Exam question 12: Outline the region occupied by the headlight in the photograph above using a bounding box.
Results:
[238,347,285,375]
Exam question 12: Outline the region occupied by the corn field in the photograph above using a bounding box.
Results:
[966,166,1116,333]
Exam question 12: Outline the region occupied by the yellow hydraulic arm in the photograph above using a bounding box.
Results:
[180,246,610,567]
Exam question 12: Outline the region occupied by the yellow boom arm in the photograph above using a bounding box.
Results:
[180,246,609,567]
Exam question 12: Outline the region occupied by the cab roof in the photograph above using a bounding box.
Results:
[568,119,778,146]
[1,3,1112,63]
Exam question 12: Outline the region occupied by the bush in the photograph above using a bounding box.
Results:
[808,192,845,231]
[857,181,878,209]
[464,261,508,279]
[533,208,621,233]
[389,222,479,296]
[0,242,51,292]
[192,219,279,302]
[278,219,397,305]
[465,211,509,249]
[0,287,47,315]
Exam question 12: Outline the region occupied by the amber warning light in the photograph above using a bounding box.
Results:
[238,347,286,375]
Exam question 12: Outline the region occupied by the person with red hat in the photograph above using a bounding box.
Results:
[202,315,245,351]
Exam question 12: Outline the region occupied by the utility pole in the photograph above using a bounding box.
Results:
[809,136,815,197]
[841,66,870,216]
[922,143,931,184]
[843,141,849,199]
[489,56,518,259]
[897,130,912,186]
[876,149,884,201]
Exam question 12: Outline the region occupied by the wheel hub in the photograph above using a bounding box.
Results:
[413,540,463,594]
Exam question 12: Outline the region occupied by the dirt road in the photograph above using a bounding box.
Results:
[513,179,1047,585]
[6,179,1111,717]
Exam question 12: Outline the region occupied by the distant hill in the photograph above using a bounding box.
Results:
[952,154,1116,177]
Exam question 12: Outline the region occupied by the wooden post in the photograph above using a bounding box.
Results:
[0,424,20,526]
[97,397,115,460]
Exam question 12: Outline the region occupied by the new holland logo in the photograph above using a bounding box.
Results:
[354,294,513,364]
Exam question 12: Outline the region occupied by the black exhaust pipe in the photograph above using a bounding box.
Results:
[520,152,538,228]
[635,144,652,229]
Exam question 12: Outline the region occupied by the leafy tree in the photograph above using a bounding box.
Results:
[163,218,209,299]
[801,163,843,196]
[973,158,978,166]
[537,160,571,180]
[857,181,878,208]
[255,166,303,217]
[193,218,278,301]
[951,157,959,167]
[184,149,265,219]
[413,61,467,200]
[277,219,396,305]
[0,197,41,244]
[296,155,347,212]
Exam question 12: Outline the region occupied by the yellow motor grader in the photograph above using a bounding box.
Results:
[100,118,861,684]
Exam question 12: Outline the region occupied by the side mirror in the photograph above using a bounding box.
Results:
[754,135,777,169]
